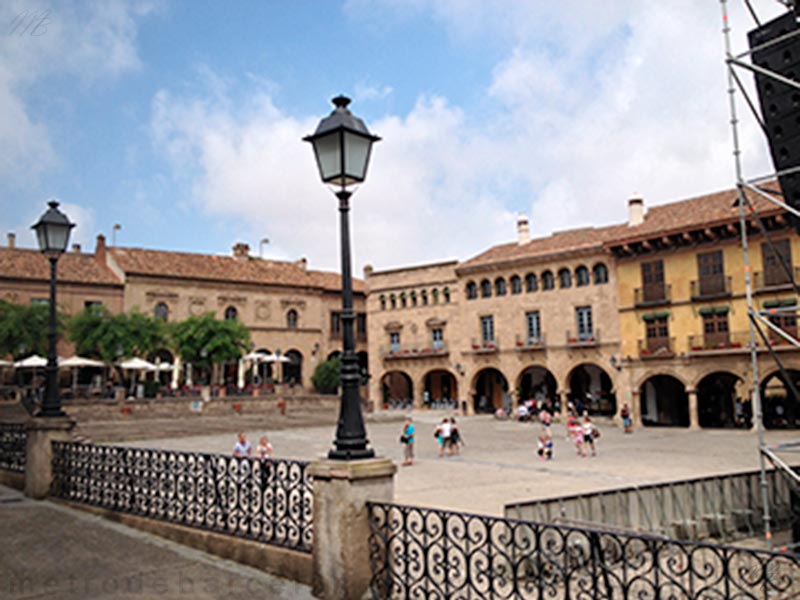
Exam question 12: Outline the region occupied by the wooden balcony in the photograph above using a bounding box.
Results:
[634,284,672,307]
[690,276,732,301]
[514,334,546,352]
[638,337,675,359]
[566,330,600,348]
[688,331,749,354]
[753,267,800,292]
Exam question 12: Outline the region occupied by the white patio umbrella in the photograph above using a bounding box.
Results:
[59,356,106,394]
[243,351,269,362]
[156,362,174,371]
[0,359,12,367]
[262,354,291,363]
[118,357,158,371]
[14,354,47,368]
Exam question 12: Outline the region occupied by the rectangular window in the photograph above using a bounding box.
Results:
[768,304,798,342]
[702,313,730,347]
[432,328,443,350]
[525,311,541,343]
[84,300,103,309]
[697,251,726,296]
[641,260,665,302]
[762,239,793,286]
[480,315,494,343]
[389,332,400,352]
[330,312,342,339]
[576,306,593,340]
[356,313,367,341]
[645,316,670,352]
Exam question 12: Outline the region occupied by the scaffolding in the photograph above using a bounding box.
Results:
[721,0,800,552]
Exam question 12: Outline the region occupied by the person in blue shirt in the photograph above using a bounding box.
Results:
[401,417,415,466]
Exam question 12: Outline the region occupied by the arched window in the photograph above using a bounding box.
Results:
[400,292,407,308]
[593,263,609,284]
[224,306,238,320]
[443,287,451,303]
[390,294,397,309]
[510,275,522,295]
[287,309,298,328]
[495,278,507,296]
[480,279,492,298]
[423,289,430,304]
[558,268,572,289]
[380,295,386,310]
[542,271,555,290]
[525,273,538,292]
[465,283,476,300]
[154,302,169,321]
[575,266,590,287]
[432,289,439,304]
[411,291,417,307]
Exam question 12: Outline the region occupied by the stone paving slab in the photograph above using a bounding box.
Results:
[0,486,313,600]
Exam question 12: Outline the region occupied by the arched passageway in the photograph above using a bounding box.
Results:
[697,371,743,428]
[473,368,509,414]
[381,371,413,410]
[423,369,458,409]
[253,348,273,385]
[518,366,558,411]
[567,363,616,416]
[640,375,689,427]
[283,349,302,386]
[760,369,800,429]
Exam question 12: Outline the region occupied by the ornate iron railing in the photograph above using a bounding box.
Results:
[0,423,26,473]
[51,441,313,553]
[368,502,799,599]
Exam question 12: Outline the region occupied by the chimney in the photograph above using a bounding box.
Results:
[232,242,250,261]
[7,232,15,249]
[517,213,530,245]
[628,194,644,227]
[71,243,81,253]
[95,234,107,264]
[294,257,307,270]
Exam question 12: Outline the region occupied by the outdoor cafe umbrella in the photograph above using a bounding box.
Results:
[118,357,158,395]
[14,354,47,369]
[59,355,106,393]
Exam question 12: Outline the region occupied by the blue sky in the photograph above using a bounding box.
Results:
[0,1,784,272]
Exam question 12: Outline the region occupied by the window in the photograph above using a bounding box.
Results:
[480,316,495,343]
[154,302,169,320]
[480,279,492,298]
[525,273,538,292]
[641,260,665,302]
[390,294,397,309]
[432,289,439,304]
[645,316,670,352]
[443,287,451,303]
[702,312,729,346]
[495,278,507,296]
[593,263,609,284]
[411,291,417,307]
[331,312,342,339]
[357,313,367,341]
[390,332,400,352]
[541,271,555,290]
[575,266,590,287]
[432,328,444,350]
[85,300,103,310]
[422,290,429,305]
[380,295,386,310]
[400,292,407,308]
[558,268,572,289]
[510,275,522,294]
[576,306,593,340]
[465,283,477,300]
[526,311,541,344]
[697,250,726,296]
[287,309,298,328]
[762,239,793,286]
[224,306,238,320]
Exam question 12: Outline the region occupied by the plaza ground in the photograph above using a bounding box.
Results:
[124,412,800,517]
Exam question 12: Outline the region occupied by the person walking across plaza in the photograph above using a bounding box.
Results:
[582,415,598,457]
[400,417,415,466]
[232,432,252,457]
[620,403,633,433]
[448,417,461,455]
[435,417,452,457]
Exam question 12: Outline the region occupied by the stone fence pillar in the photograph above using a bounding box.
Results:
[24,417,75,499]
[309,457,396,600]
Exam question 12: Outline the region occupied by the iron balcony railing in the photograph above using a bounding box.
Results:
[638,337,675,358]
[754,266,800,290]
[0,423,26,473]
[470,338,499,353]
[691,275,732,300]
[514,334,546,350]
[565,329,599,347]
[368,501,799,600]
[381,343,449,359]
[634,283,672,307]
[51,441,314,553]
[688,331,750,352]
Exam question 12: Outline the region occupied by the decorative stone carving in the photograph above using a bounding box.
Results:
[256,301,271,321]
[280,298,307,309]
[189,297,206,316]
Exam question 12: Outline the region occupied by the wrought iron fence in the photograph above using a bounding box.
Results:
[0,423,26,473]
[51,441,313,553]
[368,502,800,599]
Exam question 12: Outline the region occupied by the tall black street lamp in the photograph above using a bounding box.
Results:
[31,200,74,418]
[305,95,380,460]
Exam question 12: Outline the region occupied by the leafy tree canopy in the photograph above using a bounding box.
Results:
[170,313,250,368]
[68,305,167,363]
[311,356,341,395]
[0,300,63,359]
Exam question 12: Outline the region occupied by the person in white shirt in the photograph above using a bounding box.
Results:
[255,435,273,460]
[233,432,252,457]
[582,416,597,457]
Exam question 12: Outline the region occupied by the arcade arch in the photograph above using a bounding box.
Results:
[697,371,743,428]
[423,369,458,408]
[517,366,558,409]
[381,371,413,409]
[567,363,616,416]
[473,368,509,414]
[760,369,800,429]
[640,374,689,427]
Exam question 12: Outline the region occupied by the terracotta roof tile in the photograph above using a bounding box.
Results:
[0,248,122,286]
[109,247,360,292]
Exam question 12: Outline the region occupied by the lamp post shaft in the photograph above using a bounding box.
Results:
[329,190,374,460]
[41,257,64,417]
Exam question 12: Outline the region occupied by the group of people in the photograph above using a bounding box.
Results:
[535,404,602,460]
[232,432,274,459]
[399,416,463,466]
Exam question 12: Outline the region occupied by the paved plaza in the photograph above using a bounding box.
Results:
[126,412,800,516]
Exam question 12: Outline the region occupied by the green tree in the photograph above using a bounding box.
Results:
[170,313,250,371]
[68,306,168,363]
[0,300,62,359]
[311,356,341,394]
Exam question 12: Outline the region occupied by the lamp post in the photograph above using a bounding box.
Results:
[305,95,380,460]
[31,201,75,417]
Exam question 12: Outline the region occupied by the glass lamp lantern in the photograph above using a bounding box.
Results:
[31,201,75,258]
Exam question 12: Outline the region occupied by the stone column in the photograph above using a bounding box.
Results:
[558,390,569,419]
[25,417,75,499]
[687,388,700,430]
[630,391,643,427]
[309,457,396,600]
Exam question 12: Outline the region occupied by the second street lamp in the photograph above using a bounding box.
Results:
[31,200,75,418]
[304,95,380,460]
